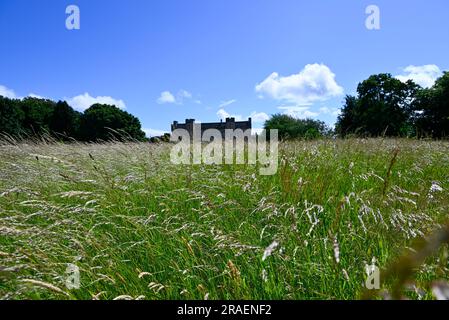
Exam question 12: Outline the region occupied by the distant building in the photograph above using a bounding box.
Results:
[171,118,252,138]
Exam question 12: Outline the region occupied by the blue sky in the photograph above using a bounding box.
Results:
[1,0,448,136]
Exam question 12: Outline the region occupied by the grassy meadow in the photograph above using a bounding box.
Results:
[0,138,448,300]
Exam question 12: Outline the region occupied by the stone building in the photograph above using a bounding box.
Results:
[171,118,252,138]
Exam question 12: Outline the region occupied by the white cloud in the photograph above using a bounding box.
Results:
[278,105,319,119]
[28,93,46,99]
[157,91,176,104]
[255,63,344,104]
[395,65,442,88]
[217,109,269,124]
[157,89,194,105]
[216,108,266,135]
[217,108,230,119]
[219,99,237,108]
[0,85,48,100]
[217,108,243,121]
[67,93,126,111]
[250,111,270,123]
[143,128,167,138]
[1,86,126,112]
[0,85,17,99]
[178,90,192,99]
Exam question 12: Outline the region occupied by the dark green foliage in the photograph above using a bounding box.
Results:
[79,104,146,141]
[2,70,448,141]
[19,97,56,135]
[0,96,24,136]
[0,96,146,141]
[336,72,449,138]
[413,72,449,138]
[49,101,81,140]
[335,95,358,136]
[266,72,448,139]
[336,74,419,137]
[149,133,171,143]
[264,114,331,140]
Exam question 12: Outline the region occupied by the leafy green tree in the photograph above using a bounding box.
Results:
[413,72,449,138]
[335,95,358,136]
[336,74,419,137]
[1,96,147,141]
[19,97,56,135]
[264,114,330,140]
[79,104,146,141]
[49,101,81,139]
[0,96,24,136]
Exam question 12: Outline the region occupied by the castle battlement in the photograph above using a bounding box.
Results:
[171,118,252,138]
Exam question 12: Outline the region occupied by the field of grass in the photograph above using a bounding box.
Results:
[0,138,448,300]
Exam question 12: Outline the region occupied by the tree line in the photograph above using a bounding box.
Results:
[2,71,448,142]
[0,96,146,141]
[336,72,449,138]
[264,115,331,140]
[263,71,448,139]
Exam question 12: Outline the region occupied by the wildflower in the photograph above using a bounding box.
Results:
[333,236,340,264]
[428,182,443,199]
[262,269,268,282]
[262,241,279,261]
[430,182,443,193]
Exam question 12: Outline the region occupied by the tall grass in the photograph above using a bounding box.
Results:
[0,138,448,300]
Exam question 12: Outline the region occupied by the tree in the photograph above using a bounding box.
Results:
[413,72,449,138]
[79,104,146,141]
[0,96,148,141]
[264,114,330,140]
[49,101,81,140]
[19,97,56,135]
[335,95,358,136]
[336,74,419,137]
[0,96,24,136]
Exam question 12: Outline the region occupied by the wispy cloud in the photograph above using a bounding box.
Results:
[157,89,195,105]
[218,99,237,108]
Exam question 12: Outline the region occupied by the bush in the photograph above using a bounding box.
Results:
[264,114,331,140]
